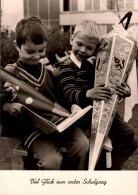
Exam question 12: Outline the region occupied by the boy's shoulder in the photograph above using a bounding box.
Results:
[59,56,96,67]
[59,58,80,75]
[4,63,18,74]
[58,58,78,72]
[59,58,74,67]
[4,62,22,79]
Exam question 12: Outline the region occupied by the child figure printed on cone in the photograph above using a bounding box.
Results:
[1,16,90,170]
[57,19,137,170]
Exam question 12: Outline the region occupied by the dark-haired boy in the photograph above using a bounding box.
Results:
[1,16,89,170]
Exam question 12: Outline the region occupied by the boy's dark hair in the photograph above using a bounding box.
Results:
[15,16,47,48]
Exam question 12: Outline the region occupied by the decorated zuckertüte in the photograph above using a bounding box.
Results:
[0,68,70,118]
[88,12,138,170]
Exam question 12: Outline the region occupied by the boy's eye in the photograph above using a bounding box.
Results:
[76,42,83,46]
[87,47,94,51]
[39,48,46,53]
[26,50,34,54]
[87,47,93,51]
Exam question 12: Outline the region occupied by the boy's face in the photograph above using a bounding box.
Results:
[15,41,46,65]
[70,32,99,61]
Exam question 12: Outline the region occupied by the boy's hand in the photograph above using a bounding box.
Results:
[2,103,22,117]
[2,82,19,102]
[115,83,131,98]
[86,84,111,100]
[71,104,82,116]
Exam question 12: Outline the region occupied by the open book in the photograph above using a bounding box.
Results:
[21,105,92,134]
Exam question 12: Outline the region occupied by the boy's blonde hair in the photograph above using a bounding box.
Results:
[73,20,101,41]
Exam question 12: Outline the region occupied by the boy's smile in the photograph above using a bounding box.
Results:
[70,32,99,61]
[16,41,46,65]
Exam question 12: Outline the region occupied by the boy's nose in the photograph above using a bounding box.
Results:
[80,47,86,53]
[34,54,40,60]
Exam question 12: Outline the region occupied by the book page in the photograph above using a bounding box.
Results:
[21,105,92,134]
[56,105,92,132]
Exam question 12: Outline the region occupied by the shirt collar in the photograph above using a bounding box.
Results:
[70,52,82,68]
[70,52,96,68]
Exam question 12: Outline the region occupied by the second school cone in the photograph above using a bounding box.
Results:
[17,93,70,117]
[0,67,53,105]
[1,68,70,117]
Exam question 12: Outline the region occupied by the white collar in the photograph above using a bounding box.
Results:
[70,52,96,68]
[70,52,82,68]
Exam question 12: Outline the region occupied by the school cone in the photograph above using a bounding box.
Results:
[17,93,70,117]
[88,32,137,170]
[0,67,70,117]
[0,68,53,105]
[88,96,118,170]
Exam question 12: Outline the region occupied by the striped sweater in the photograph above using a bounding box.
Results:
[58,58,96,108]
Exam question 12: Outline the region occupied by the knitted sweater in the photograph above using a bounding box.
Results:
[1,61,59,149]
[58,58,96,108]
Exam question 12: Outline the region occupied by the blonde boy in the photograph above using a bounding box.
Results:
[58,20,137,170]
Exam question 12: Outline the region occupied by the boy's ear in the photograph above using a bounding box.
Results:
[13,40,20,51]
[70,35,74,46]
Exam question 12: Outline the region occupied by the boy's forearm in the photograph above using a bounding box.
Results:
[2,103,11,112]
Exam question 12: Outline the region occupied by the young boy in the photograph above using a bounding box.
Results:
[57,20,137,170]
[1,16,89,170]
